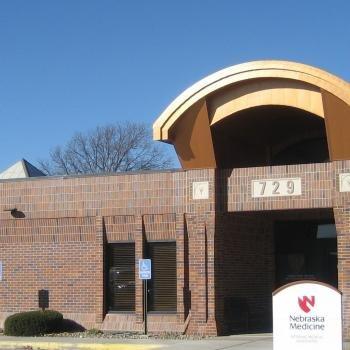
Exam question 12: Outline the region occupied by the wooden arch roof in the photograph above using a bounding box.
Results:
[153,60,350,169]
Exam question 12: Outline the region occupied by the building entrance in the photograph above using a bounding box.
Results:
[218,208,338,335]
[275,219,337,289]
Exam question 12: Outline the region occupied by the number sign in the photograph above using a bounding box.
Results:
[252,178,301,198]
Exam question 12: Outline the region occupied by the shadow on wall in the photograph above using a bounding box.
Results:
[61,319,86,332]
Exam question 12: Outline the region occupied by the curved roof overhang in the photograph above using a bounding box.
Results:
[153,60,350,169]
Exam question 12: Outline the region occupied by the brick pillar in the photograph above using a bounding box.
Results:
[95,216,105,325]
[214,213,225,334]
[334,206,350,339]
[176,213,186,324]
[135,215,144,329]
[183,169,218,336]
[205,213,217,335]
[186,213,217,336]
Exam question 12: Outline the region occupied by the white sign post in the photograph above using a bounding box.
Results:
[273,281,342,350]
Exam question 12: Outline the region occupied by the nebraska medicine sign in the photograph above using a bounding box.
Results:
[273,281,342,350]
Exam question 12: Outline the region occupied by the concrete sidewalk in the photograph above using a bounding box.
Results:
[0,334,349,350]
[0,334,272,350]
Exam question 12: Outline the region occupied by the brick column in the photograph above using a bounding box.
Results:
[213,213,225,334]
[176,213,186,324]
[135,215,144,328]
[95,216,105,325]
[186,212,217,335]
[334,206,350,339]
[205,213,217,335]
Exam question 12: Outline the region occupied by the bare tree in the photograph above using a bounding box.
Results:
[39,122,173,175]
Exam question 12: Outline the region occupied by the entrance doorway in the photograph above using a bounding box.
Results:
[217,208,338,334]
[275,219,337,289]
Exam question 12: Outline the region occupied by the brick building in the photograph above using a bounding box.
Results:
[1,60,350,337]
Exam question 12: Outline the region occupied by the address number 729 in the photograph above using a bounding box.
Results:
[252,178,302,198]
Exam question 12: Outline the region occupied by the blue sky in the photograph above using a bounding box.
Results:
[0,0,349,171]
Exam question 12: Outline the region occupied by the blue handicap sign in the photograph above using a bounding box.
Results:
[139,259,152,280]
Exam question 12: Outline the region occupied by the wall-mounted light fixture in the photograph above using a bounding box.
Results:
[3,208,25,218]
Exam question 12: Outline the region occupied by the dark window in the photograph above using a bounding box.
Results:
[107,243,135,312]
[147,241,177,312]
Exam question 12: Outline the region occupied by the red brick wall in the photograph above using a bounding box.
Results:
[0,170,187,220]
[0,163,349,336]
[0,217,103,329]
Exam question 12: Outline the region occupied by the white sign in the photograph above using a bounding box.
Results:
[139,259,151,280]
[192,181,209,200]
[273,281,342,350]
[339,173,350,192]
[252,178,301,198]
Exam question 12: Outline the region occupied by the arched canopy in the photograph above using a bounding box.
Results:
[153,60,350,169]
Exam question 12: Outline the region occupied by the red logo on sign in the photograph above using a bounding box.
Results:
[298,296,315,313]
